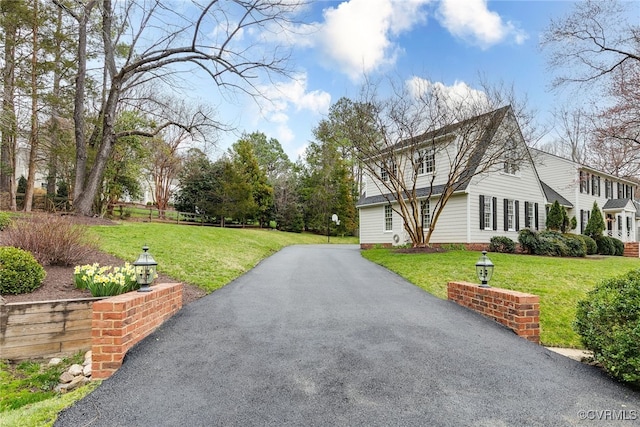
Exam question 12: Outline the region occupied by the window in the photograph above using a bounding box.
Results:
[581,209,589,233]
[617,182,623,198]
[416,149,435,175]
[524,201,538,230]
[626,184,632,199]
[580,171,589,194]
[591,175,600,196]
[381,162,396,182]
[480,195,497,230]
[503,140,519,175]
[384,205,393,231]
[605,179,612,198]
[421,200,431,229]
[504,199,515,231]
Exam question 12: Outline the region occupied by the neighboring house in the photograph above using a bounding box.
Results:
[532,149,640,243]
[356,107,640,248]
[357,106,548,248]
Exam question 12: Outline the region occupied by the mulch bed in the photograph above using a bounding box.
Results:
[1,213,206,305]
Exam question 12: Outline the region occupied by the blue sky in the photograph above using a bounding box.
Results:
[192,1,594,160]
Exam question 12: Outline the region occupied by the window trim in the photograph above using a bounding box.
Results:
[421,199,431,230]
[384,204,393,232]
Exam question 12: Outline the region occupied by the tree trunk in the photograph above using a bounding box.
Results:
[24,0,39,212]
[1,7,17,211]
[71,1,97,202]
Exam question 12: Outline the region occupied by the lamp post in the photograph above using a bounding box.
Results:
[475,250,494,288]
[133,245,157,292]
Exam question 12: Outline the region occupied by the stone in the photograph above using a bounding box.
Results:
[59,371,74,384]
[68,364,84,376]
[83,363,92,377]
[58,376,85,393]
[48,357,63,366]
[83,350,92,366]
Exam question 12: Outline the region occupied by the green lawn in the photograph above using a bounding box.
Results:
[89,222,357,292]
[362,249,640,348]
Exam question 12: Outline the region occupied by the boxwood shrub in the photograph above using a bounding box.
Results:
[562,234,587,257]
[489,236,516,253]
[517,229,586,257]
[0,246,46,294]
[595,236,623,256]
[576,234,598,255]
[574,269,640,385]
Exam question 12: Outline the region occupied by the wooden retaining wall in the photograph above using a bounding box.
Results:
[0,297,103,361]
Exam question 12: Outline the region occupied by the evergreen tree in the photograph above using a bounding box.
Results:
[584,201,606,239]
[546,200,564,231]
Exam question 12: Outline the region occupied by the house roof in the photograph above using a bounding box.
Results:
[540,181,573,207]
[356,184,450,207]
[603,198,635,210]
[357,106,512,208]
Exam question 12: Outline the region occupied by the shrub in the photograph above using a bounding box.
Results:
[3,215,97,266]
[74,263,140,297]
[574,269,640,384]
[611,237,624,256]
[537,230,568,257]
[562,234,586,257]
[0,211,12,230]
[0,247,46,294]
[518,228,538,254]
[584,201,605,239]
[595,236,617,256]
[489,236,516,253]
[546,200,564,231]
[577,234,598,255]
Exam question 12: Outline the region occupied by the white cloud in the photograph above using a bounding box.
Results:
[247,73,331,155]
[406,76,490,117]
[315,0,432,81]
[437,0,527,48]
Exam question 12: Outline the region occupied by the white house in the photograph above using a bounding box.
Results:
[532,149,639,243]
[356,106,639,248]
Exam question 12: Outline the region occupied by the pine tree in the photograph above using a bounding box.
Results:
[584,201,605,239]
[546,200,564,231]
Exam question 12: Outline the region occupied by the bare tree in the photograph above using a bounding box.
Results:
[551,106,592,164]
[542,0,639,89]
[351,78,532,247]
[55,0,302,216]
[145,99,220,215]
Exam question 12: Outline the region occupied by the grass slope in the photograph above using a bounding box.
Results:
[90,222,357,292]
[362,249,640,348]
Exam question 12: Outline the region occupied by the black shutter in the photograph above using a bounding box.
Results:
[515,201,520,231]
[534,203,539,230]
[479,195,485,230]
[503,199,509,231]
[524,201,530,228]
[580,209,584,233]
[492,197,498,231]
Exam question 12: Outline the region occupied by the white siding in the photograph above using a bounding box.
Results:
[359,203,405,245]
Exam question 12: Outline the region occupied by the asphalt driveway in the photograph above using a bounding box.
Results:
[56,244,639,426]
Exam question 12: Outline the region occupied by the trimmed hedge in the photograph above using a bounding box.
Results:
[517,229,586,257]
[576,234,597,255]
[0,246,46,294]
[489,236,516,253]
[574,269,640,384]
[595,236,624,256]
